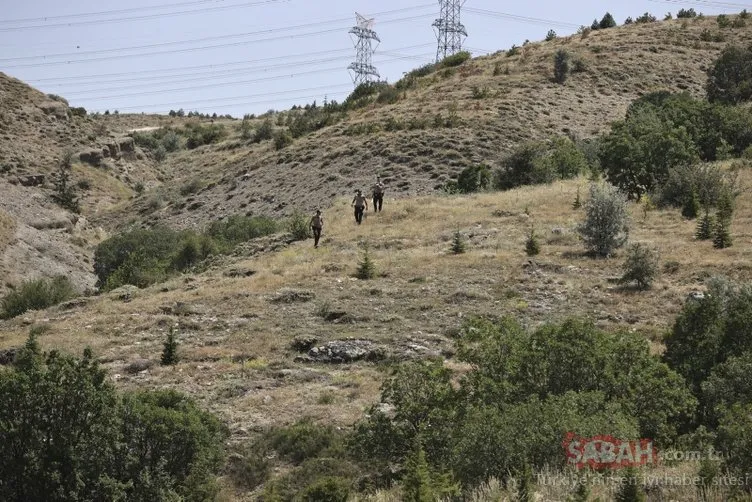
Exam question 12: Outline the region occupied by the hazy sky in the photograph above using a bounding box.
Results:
[0,0,739,117]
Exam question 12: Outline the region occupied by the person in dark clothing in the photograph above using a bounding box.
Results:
[309,209,323,247]
[372,176,385,212]
[352,189,368,224]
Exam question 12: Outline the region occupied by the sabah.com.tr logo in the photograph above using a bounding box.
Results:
[563,433,658,470]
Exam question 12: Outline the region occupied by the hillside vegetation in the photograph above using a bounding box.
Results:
[3,10,752,502]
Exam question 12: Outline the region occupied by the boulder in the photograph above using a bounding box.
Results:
[118,137,135,153]
[18,174,45,187]
[304,339,386,363]
[38,101,69,121]
[107,142,121,159]
[79,149,103,166]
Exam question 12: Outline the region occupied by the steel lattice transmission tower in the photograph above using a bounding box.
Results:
[433,0,467,62]
[348,13,381,87]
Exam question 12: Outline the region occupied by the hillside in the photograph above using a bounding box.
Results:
[2,12,752,500]
[109,14,752,230]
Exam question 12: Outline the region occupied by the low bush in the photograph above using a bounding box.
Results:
[185,123,227,149]
[287,210,311,241]
[620,243,660,289]
[495,137,587,190]
[207,215,278,246]
[577,183,630,257]
[439,51,471,68]
[1,276,76,319]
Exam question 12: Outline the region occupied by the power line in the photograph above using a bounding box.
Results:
[0,0,228,24]
[87,89,354,113]
[0,0,290,32]
[41,45,433,91]
[85,83,354,110]
[1,13,436,69]
[0,4,434,62]
[28,43,435,85]
[464,7,581,30]
[61,53,435,100]
[648,0,751,9]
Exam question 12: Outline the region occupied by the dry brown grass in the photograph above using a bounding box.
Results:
[0,209,16,252]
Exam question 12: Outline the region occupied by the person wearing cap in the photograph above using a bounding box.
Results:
[372,175,385,212]
[351,189,368,224]
[309,209,324,248]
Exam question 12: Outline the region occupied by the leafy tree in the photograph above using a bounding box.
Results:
[577,183,630,257]
[702,352,752,425]
[599,12,617,29]
[600,108,699,200]
[553,49,570,84]
[707,45,752,104]
[716,403,752,481]
[0,338,227,501]
[455,164,491,193]
[495,137,586,190]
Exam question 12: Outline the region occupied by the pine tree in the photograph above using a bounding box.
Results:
[402,439,434,502]
[525,229,541,256]
[713,217,732,249]
[516,463,534,502]
[355,244,376,279]
[615,468,646,502]
[51,152,80,213]
[161,328,179,366]
[696,210,714,240]
[450,229,466,254]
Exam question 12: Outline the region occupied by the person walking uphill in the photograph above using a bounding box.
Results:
[309,209,323,248]
[372,175,385,212]
[352,189,368,224]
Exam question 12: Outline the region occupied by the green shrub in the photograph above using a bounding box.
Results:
[240,114,253,140]
[615,468,646,502]
[495,137,587,190]
[376,85,401,104]
[553,49,570,84]
[253,119,274,143]
[300,476,351,502]
[162,130,181,152]
[717,14,731,28]
[577,183,630,257]
[287,210,311,241]
[657,163,737,210]
[545,29,556,41]
[455,164,491,193]
[1,276,76,319]
[152,144,167,163]
[226,442,271,490]
[269,418,341,465]
[635,12,657,23]
[273,130,293,150]
[702,352,752,425]
[682,190,700,219]
[439,51,471,68]
[620,243,660,290]
[0,339,227,502]
[677,8,697,18]
[185,123,227,149]
[206,215,278,246]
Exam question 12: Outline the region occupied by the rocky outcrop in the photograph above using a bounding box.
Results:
[300,339,386,364]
